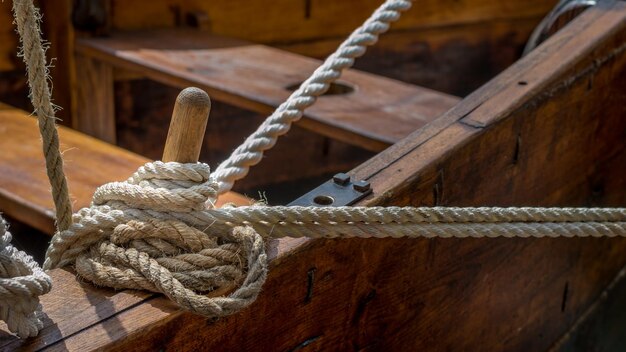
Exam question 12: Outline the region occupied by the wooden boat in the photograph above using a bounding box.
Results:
[0,0,625,350]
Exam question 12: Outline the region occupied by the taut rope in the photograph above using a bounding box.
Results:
[8,0,626,329]
[213,0,413,194]
[43,162,626,317]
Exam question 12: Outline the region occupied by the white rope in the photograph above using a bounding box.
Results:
[11,0,626,326]
[213,0,414,194]
[44,162,626,318]
[0,218,52,338]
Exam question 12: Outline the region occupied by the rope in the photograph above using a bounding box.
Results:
[45,162,267,317]
[43,162,626,318]
[12,0,73,232]
[0,217,52,338]
[213,0,414,194]
[10,0,626,327]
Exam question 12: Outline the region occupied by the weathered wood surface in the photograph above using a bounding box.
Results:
[107,0,556,43]
[0,0,553,132]
[1,1,625,350]
[39,0,76,124]
[0,2,18,72]
[114,83,374,195]
[76,30,460,151]
[281,18,543,97]
[552,267,626,351]
[73,54,116,143]
[0,103,249,235]
[0,0,558,74]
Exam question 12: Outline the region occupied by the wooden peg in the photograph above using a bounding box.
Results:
[162,87,211,162]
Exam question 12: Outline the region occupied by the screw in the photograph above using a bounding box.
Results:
[353,180,371,192]
[333,173,351,186]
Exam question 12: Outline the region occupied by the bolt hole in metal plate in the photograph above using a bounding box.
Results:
[313,195,335,206]
[290,173,372,207]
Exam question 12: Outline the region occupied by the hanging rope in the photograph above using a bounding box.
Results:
[12,0,73,232]
[0,217,52,338]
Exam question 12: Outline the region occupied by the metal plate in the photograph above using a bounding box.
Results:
[289,173,372,207]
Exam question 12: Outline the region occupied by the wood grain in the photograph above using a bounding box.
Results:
[0,103,250,234]
[280,17,542,97]
[76,30,460,151]
[39,0,76,125]
[73,54,116,143]
[107,0,556,44]
[162,87,211,163]
[1,2,624,350]
[0,1,18,72]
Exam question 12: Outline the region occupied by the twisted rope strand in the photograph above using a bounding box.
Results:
[213,0,413,194]
[44,162,626,319]
[0,218,52,338]
[12,0,72,232]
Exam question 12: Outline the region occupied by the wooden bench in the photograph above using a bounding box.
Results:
[0,102,249,235]
[74,29,460,151]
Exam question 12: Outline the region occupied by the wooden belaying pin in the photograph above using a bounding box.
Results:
[162,87,211,163]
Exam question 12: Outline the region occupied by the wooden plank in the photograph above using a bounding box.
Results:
[76,30,461,151]
[551,266,626,351]
[0,2,18,72]
[39,0,76,126]
[1,2,624,350]
[73,54,117,143]
[108,0,557,44]
[0,103,250,234]
[279,17,542,97]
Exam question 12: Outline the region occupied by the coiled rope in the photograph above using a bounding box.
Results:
[43,162,626,318]
[0,218,52,338]
[9,0,626,326]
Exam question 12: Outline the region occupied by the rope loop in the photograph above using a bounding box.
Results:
[0,219,52,338]
[44,162,626,319]
[45,162,268,318]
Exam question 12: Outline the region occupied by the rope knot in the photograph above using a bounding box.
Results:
[0,219,52,338]
[44,162,268,318]
[92,161,218,212]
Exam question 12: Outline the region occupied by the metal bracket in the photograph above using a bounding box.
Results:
[289,173,372,207]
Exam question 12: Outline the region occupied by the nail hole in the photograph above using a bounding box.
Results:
[561,281,569,312]
[286,82,355,96]
[513,134,522,165]
[305,268,316,303]
[313,195,334,206]
[518,81,528,86]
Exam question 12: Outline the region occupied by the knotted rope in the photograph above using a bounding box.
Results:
[0,218,52,338]
[9,0,626,329]
[44,162,626,318]
[44,162,267,317]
